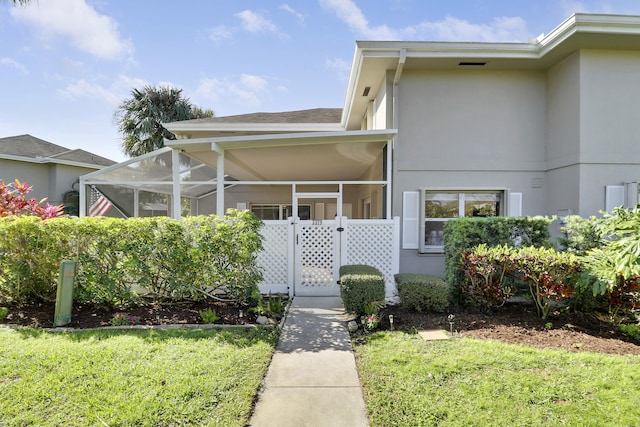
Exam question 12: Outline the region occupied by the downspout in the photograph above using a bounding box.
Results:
[388,48,406,219]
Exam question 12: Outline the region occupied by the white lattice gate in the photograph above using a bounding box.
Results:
[294,219,341,296]
[257,217,400,299]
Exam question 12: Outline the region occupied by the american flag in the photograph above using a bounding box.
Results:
[89,189,113,217]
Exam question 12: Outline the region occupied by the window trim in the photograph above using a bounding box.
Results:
[419,188,508,254]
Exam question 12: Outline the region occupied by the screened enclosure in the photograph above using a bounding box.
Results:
[80,130,396,221]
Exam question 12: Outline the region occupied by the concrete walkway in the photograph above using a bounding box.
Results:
[250,296,369,427]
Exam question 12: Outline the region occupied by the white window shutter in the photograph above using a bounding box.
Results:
[402,191,420,249]
[605,185,625,212]
[508,192,522,217]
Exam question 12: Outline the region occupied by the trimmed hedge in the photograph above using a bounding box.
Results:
[395,273,449,312]
[339,264,385,315]
[444,216,553,301]
[0,210,263,306]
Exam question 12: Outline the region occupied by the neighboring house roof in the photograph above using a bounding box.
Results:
[187,108,343,124]
[0,134,115,168]
[165,108,344,139]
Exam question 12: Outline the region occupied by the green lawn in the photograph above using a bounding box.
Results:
[355,332,640,427]
[0,327,278,427]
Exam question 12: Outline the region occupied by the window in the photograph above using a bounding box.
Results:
[421,190,504,252]
[250,204,311,220]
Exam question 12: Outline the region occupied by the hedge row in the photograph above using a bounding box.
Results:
[0,210,263,306]
[444,216,553,300]
[461,244,582,318]
[395,273,449,312]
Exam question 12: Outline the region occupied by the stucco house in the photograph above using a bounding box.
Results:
[80,14,640,298]
[1,134,115,207]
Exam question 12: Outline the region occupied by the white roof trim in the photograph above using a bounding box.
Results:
[81,147,173,180]
[0,153,108,170]
[167,129,397,151]
[164,122,344,134]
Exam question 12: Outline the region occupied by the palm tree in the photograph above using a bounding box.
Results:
[115,85,214,157]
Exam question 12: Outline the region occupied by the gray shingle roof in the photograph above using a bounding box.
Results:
[0,134,115,167]
[184,108,343,124]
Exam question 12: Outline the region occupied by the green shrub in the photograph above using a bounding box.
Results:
[395,273,449,312]
[511,246,583,319]
[620,323,640,339]
[339,265,385,315]
[444,216,553,301]
[184,210,264,305]
[582,206,640,294]
[0,210,264,306]
[198,308,221,323]
[0,306,8,320]
[557,215,602,255]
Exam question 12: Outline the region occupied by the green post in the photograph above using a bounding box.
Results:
[54,260,76,327]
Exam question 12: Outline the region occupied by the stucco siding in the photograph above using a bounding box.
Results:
[580,50,640,164]
[0,159,51,202]
[396,69,547,172]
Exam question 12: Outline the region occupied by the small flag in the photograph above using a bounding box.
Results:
[89,195,112,217]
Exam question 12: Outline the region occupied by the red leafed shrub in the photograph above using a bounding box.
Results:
[461,244,515,310]
[605,275,640,311]
[0,179,63,219]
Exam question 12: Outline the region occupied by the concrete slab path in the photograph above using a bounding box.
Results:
[249,296,369,427]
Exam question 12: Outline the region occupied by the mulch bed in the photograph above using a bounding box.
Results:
[0,301,257,329]
[379,302,640,355]
[2,300,639,356]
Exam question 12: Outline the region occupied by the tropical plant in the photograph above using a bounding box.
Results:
[198,308,221,323]
[115,85,214,157]
[582,206,640,295]
[0,179,63,219]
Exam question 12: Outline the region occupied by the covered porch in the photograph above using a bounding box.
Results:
[79,129,396,221]
[79,129,400,299]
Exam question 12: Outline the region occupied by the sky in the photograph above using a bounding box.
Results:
[2,0,640,163]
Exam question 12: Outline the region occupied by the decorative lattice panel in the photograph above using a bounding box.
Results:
[257,223,289,290]
[346,221,396,288]
[298,224,337,290]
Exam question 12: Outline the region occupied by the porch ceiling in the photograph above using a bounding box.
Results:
[170,130,396,182]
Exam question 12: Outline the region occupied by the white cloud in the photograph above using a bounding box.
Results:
[406,16,528,42]
[196,74,272,109]
[59,79,121,106]
[235,9,277,33]
[208,25,233,43]
[319,0,395,39]
[59,75,147,107]
[1,57,28,74]
[10,0,134,61]
[280,4,305,24]
[320,0,529,42]
[325,57,351,80]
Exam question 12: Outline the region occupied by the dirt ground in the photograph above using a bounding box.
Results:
[380,302,640,356]
[0,300,257,329]
[1,300,638,356]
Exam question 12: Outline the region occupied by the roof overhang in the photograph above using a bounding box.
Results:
[164,122,345,140]
[166,129,396,181]
[342,13,640,129]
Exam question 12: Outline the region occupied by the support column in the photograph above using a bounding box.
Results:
[171,148,181,220]
[215,145,225,217]
[79,177,86,217]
